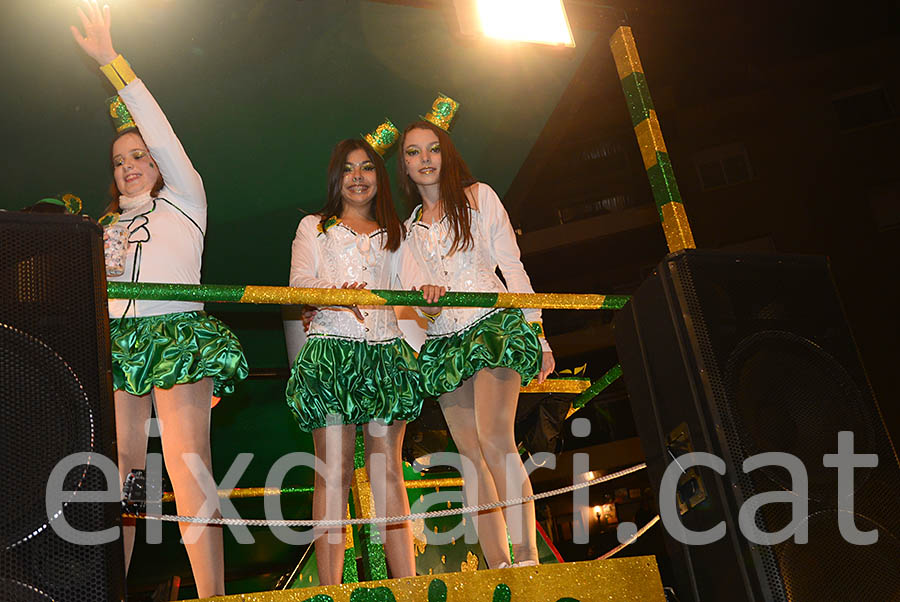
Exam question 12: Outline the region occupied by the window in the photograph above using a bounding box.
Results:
[693,142,753,191]
[557,193,633,224]
[869,181,900,231]
[833,86,894,131]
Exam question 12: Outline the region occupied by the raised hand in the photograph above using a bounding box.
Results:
[70,0,117,65]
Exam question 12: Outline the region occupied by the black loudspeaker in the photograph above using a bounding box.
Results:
[614,250,900,602]
[0,212,125,601]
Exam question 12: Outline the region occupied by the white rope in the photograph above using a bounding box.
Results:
[132,462,647,527]
[599,514,660,560]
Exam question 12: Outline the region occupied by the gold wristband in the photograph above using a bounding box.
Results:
[420,307,442,323]
[528,321,545,338]
[100,54,137,90]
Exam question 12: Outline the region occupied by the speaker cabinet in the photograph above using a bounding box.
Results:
[614,249,900,602]
[0,212,125,601]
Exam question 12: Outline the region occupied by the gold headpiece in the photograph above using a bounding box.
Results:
[423,94,460,131]
[363,118,400,156]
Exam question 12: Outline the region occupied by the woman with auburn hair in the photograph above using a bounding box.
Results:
[71,2,247,596]
[397,100,555,570]
[286,134,421,584]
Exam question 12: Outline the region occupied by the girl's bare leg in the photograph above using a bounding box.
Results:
[439,378,511,568]
[473,367,538,565]
[311,423,356,585]
[365,420,416,578]
[153,378,224,597]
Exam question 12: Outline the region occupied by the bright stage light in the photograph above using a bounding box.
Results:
[475,0,575,47]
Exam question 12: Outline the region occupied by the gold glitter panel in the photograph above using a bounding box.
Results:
[241,286,388,306]
[520,378,591,394]
[352,466,377,520]
[412,518,428,555]
[609,26,644,80]
[634,110,667,170]
[345,505,354,551]
[461,550,479,572]
[495,292,606,310]
[191,556,665,601]
[661,202,697,252]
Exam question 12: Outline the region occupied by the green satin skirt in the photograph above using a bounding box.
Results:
[109,311,249,397]
[418,308,542,397]
[286,336,423,432]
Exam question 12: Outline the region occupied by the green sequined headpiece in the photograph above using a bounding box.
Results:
[363,118,400,156]
[107,95,136,133]
[30,193,83,215]
[422,94,460,131]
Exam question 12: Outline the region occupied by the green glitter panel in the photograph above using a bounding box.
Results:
[349,586,397,602]
[646,152,683,215]
[361,524,388,581]
[572,364,623,409]
[493,583,512,602]
[620,72,655,128]
[427,579,448,602]
[301,596,334,602]
[342,545,359,584]
[354,430,366,470]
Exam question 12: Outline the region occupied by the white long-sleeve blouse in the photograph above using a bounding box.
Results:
[290,214,405,344]
[398,182,551,352]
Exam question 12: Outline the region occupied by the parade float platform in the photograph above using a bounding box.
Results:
[191,556,665,602]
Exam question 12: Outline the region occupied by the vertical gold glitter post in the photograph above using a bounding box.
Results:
[634,110,667,170]
[609,26,643,80]
[344,505,355,551]
[352,466,377,520]
[661,202,697,252]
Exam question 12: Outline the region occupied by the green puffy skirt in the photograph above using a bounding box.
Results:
[109,311,249,398]
[286,336,423,432]
[418,308,542,396]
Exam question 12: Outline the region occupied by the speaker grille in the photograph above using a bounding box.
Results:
[0,213,124,601]
[668,251,900,602]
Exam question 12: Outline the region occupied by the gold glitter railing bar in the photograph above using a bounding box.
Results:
[107,282,630,310]
[160,486,314,503]
[520,377,591,394]
[157,478,465,504]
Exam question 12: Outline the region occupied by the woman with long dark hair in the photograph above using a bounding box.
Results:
[286,135,421,584]
[71,2,247,596]
[397,100,555,570]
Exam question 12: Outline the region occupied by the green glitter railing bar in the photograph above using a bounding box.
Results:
[571,364,623,409]
[106,282,631,310]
